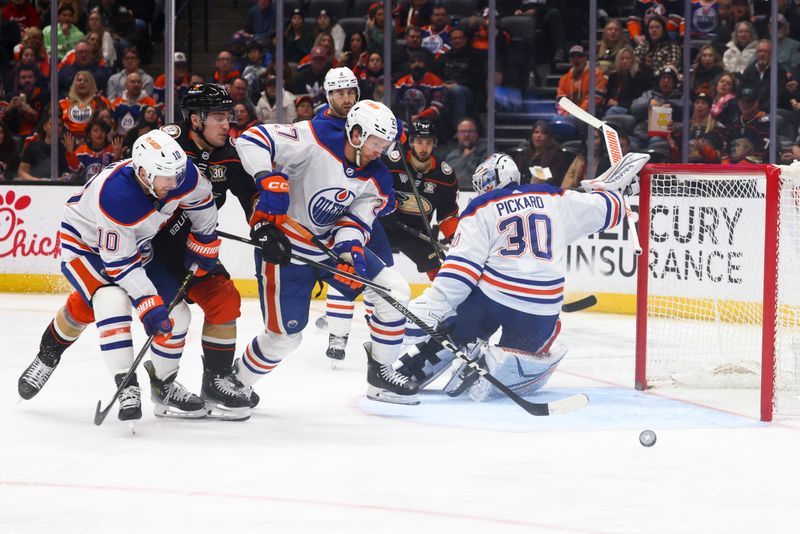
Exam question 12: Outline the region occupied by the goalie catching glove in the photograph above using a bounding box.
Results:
[332,240,366,289]
[251,221,292,266]
[580,152,649,195]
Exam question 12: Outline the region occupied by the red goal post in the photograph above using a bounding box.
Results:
[635,164,800,422]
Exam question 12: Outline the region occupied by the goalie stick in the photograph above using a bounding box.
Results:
[220,230,589,416]
[557,97,643,255]
[93,266,197,427]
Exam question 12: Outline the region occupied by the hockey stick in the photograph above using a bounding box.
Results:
[220,231,589,416]
[397,145,446,264]
[557,97,642,255]
[93,266,197,426]
[396,220,450,253]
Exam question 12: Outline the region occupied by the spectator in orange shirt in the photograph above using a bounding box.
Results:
[58,70,111,139]
[213,51,241,84]
[556,45,608,115]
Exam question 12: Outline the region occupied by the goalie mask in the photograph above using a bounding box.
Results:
[472,153,521,194]
[132,129,187,196]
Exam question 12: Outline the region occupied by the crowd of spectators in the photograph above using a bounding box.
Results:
[2,0,800,189]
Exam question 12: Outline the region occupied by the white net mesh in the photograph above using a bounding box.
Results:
[643,164,800,415]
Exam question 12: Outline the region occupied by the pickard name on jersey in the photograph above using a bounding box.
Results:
[235,118,394,262]
[430,184,625,316]
[383,149,458,231]
[59,159,216,301]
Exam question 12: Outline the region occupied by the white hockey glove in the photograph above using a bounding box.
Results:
[581,152,650,194]
[406,288,454,345]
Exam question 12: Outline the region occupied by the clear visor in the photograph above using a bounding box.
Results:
[362,135,395,155]
[153,168,187,191]
[205,111,234,125]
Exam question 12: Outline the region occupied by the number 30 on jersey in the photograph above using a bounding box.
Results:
[498,213,552,260]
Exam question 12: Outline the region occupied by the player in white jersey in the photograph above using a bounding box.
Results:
[235,98,419,404]
[396,150,649,400]
[58,129,220,421]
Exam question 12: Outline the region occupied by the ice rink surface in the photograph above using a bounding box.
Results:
[1,293,798,534]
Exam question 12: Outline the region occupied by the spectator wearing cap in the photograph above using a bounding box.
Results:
[314,9,346,57]
[256,72,297,124]
[394,0,434,38]
[709,71,739,126]
[294,95,315,122]
[106,47,154,101]
[285,7,314,64]
[604,45,649,116]
[633,15,682,78]
[631,65,684,146]
[556,45,608,115]
[243,0,275,41]
[722,21,757,75]
[394,50,446,127]
[671,92,724,163]
[153,52,191,109]
[213,50,241,85]
[719,85,770,164]
[691,45,724,97]
[240,39,270,98]
[741,39,791,113]
[777,15,800,72]
[289,46,330,106]
[229,31,249,65]
[297,33,340,72]
[392,25,434,81]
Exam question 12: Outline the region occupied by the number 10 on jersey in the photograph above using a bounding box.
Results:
[498,213,552,260]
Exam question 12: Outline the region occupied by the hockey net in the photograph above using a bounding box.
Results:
[635,164,800,421]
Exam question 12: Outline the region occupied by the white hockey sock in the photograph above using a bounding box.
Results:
[325,287,354,337]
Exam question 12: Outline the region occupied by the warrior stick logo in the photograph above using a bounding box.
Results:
[308,188,355,227]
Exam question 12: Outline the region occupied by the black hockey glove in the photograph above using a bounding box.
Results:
[251,221,292,266]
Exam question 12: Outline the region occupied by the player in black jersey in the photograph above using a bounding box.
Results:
[17,84,258,420]
[380,120,459,280]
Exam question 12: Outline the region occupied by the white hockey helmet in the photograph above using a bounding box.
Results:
[324,67,360,104]
[472,153,521,194]
[131,129,188,195]
[345,99,398,151]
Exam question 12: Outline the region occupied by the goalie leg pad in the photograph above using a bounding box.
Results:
[92,285,134,376]
[365,267,410,365]
[468,342,569,401]
[394,339,457,388]
[236,330,299,386]
[149,300,191,380]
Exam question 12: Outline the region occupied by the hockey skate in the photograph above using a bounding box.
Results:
[231,358,260,408]
[364,342,419,405]
[143,361,206,419]
[115,372,142,422]
[18,353,59,400]
[326,333,348,368]
[201,367,252,421]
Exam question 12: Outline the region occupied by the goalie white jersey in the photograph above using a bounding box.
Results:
[235,120,394,259]
[59,159,216,301]
[432,183,624,315]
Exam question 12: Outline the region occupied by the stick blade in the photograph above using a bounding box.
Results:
[93,400,108,426]
[557,97,603,129]
[545,393,590,415]
[561,295,597,313]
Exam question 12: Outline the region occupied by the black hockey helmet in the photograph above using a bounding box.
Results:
[181,83,234,121]
[409,120,436,142]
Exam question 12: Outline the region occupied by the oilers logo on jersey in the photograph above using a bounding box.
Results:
[309,188,356,227]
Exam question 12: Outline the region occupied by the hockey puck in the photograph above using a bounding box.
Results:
[315,316,328,329]
[639,429,657,447]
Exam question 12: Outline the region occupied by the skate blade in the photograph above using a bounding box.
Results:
[205,404,251,422]
[129,422,136,436]
[152,405,207,419]
[367,386,420,406]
